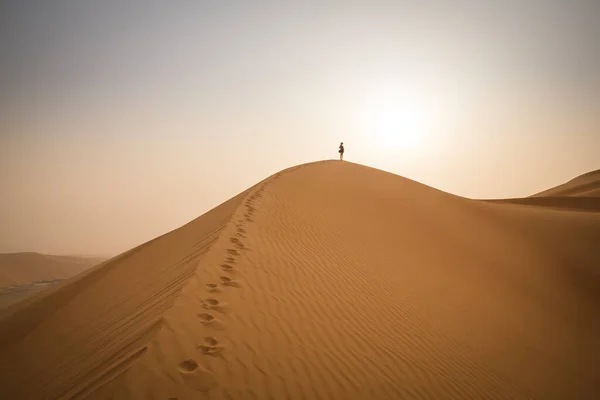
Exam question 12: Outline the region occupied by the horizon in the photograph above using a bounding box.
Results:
[2,1,599,256]
[0,159,595,259]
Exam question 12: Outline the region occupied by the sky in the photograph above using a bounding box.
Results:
[1,0,599,256]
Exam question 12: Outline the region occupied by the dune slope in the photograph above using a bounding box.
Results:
[1,161,600,400]
[0,187,251,399]
[487,169,600,212]
[0,252,106,288]
[533,169,600,197]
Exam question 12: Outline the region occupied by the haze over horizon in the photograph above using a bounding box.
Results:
[2,1,599,256]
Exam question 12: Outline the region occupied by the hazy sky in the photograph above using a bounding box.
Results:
[1,1,599,256]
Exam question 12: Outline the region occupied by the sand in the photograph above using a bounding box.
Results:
[0,161,599,399]
[533,169,600,197]
[0,252,106,288]
[0,253,107,309]
[0,279,64,310]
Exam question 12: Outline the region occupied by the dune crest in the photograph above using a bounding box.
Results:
[1,161,599,399]
[533,168,600,197]
[487,169,600,212]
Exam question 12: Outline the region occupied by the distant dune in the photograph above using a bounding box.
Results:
[533,169,600,197]
[0,253,107,309]
[486,169,600,212]
[1,161,599,399]
[0,252,107,288]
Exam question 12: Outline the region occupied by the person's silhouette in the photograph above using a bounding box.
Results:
[339,142,345,160]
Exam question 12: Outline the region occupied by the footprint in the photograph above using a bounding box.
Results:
[237,228,246,234]
[226,249,240,256]
[197,336,224,357]
[197,346,221,357]
[220,276,241,288]
[205,283,222,293]
[224,256,236,263]
[229,237,245,249]
[245,217,254,222]
[201,298,229,313]
[197,313,227,330]
[220,264,235,273]
[235,232,247,239]
[178,359,218,391]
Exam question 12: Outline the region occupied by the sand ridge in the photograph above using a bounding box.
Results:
[102,161,599,399]
[532,169,600,197]
[1,161,600,399]
[0,187,253,398]
[488,168,600,211]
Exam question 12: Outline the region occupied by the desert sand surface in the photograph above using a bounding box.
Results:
[0,252,106,288]
[486,169,600,212]
[0,279,64,310]
[0,253,107,309]
[532,169,600,198]
[1,160,599,400]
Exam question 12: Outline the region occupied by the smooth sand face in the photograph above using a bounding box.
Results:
[1,161,599,399]
[532,169,600,197]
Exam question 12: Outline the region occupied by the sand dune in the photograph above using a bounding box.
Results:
[533,169,600,197]
[1,161,599,399]
[488,169,600,212]
[0,253,105,287]
[0,252,106,288]
[486,196,600,212]
[0,253,106,309]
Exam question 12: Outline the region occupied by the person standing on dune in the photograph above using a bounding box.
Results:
[339,142,345,160]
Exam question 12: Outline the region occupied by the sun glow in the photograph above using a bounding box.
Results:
[361,88,433,151]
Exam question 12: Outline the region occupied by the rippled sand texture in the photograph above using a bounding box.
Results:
[1,161,599,400]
